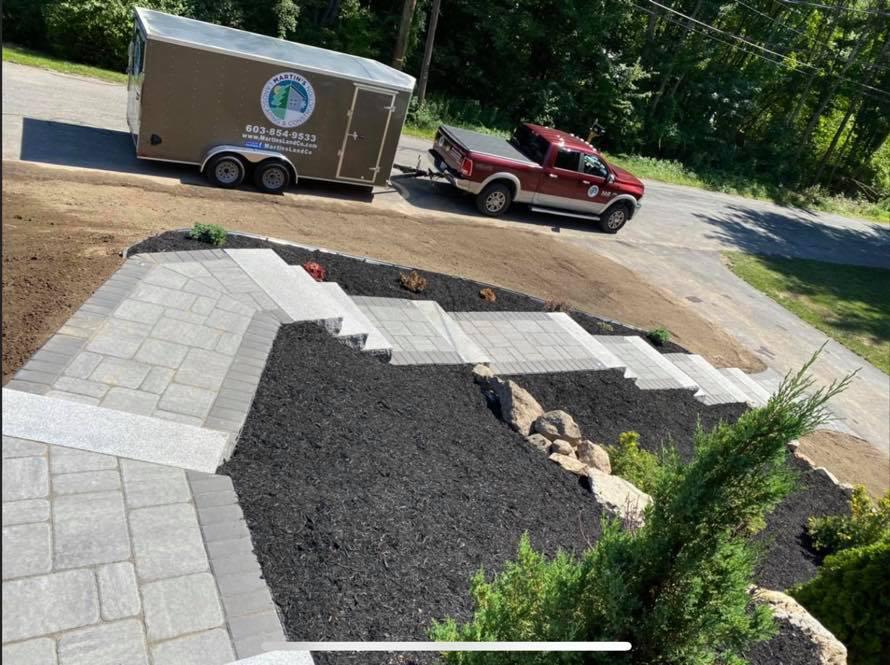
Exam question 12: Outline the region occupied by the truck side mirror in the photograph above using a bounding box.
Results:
[607,172,615,184]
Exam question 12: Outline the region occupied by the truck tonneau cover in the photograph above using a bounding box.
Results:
[440,125,538,166]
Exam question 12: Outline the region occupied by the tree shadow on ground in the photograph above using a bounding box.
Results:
[693,204,890,269]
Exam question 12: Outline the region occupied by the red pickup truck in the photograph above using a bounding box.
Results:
[430,123,644,233]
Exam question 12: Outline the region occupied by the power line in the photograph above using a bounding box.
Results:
[641,0,890,98]
[776,0,890,17]
[633,2,890,101]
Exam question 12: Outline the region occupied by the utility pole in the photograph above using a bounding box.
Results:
[416,0,442,105]
[391,0,417,71]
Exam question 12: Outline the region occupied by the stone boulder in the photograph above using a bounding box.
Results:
[525,433,551,454]
[752,588,847,664]
[533,410,582,444]
[548,439,576,457]
[491,379,544,436]
[548,453,589,476]
[587,468,652,527]
[472,364,496,385]
[577,440,611,473]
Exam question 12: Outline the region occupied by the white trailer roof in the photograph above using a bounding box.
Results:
[135,8,416,92]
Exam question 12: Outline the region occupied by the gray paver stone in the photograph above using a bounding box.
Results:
[197,503,244,525]
[100,387,159,416]
[142,572,225,641]
[129,503,208,581]
[89,357,151,388]
[52,470,121,496]
[113,299,165,325]
[1,570,99,642]
[52,377,109,399]
[228,610,283,640]
[2,437,47,458]
[175,349,233,390]
[2,523,52,579]
[2,638,57,665]
[140,366,175,394]
[52,490,130,569]
[150,628,235,665]
[49,447,117,474]
[2,499,50,526]
[158,383,217,418]
[134,339,189,369]
[120,460,190,508]
[220,586,275,619]
[57,619,149,665]
[96,562,141,620]
[151,317,220,350]
[3,457,49,501]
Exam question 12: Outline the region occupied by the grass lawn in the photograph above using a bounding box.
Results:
[3,45,128,84]
[724,252,890,374]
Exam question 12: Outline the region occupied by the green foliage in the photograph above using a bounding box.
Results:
[188,223,227,246]
[433,357,852,664]
[807,486,890,555]
[646,327,671,347]
[606,431,661,495]
[792,541,890,665]
[44,0,190,70]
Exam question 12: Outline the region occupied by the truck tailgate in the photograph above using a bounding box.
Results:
[439,125,538,166]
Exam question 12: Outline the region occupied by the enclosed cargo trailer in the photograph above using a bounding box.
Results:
[127,8,415,193]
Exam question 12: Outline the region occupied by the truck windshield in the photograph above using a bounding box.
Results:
[510,125,549,164]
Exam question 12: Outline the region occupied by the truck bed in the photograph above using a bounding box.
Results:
[439,125,538,166]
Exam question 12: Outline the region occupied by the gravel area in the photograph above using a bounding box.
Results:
[127,230,689,352]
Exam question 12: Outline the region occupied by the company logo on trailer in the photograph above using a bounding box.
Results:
[261,72,316,128]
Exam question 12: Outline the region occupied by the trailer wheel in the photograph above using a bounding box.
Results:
[206,154,246,189]
[254,161,291,194]
[476,182,513,216]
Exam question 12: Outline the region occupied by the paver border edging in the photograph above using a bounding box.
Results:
[122,229,651,335]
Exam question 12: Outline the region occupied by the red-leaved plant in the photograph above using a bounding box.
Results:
[302,261,327,282]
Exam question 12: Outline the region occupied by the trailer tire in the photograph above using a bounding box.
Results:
[476,182,513,216]
[598,201,632,234]
[254,161,291,194]
[206,154,246,189]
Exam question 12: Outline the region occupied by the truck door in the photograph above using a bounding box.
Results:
[534,147,599,214]
[126,24,146,144]
[336,85,396,183]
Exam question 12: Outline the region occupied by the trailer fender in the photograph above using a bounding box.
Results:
[200,145,298,184]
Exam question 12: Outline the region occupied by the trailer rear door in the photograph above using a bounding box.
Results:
[337,86,396,183]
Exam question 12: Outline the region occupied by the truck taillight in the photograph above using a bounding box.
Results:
[460,158,473,177]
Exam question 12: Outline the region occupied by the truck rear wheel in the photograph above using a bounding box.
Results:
[598,202,632,234]
[476,182,513,216]
[206,154,246,189]
[254,161,291,194]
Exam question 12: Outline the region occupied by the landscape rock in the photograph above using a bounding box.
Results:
[752,588,847,665]
[472,364,496,385]
[587,468,652,526]
[533,410,582,444]
[548,439,576,457]
[548,453,588,476]
[492,379,544,435]
[525,434,551,454]
[577,440,611,473]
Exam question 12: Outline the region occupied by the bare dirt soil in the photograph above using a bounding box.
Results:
[798,430,889,500]
[2,161,761,379]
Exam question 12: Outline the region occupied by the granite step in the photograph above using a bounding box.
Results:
[718,368,773,407]
[665,353,750,405]
[593,336,699,391]
[316,282,392,355]
[2,388,231,472]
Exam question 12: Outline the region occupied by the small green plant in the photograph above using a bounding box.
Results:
[543,299,571,313]
[188,223,227,247]
[606,431,662,494]
[596,321,615,333]
[399,270,428,293]
[807,486,890,555]
[792,540,890,665]
[647,326,671,346]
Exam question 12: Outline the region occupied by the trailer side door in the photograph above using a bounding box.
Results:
[336,85,396,183]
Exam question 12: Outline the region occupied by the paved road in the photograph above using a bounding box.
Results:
[4,62,888,451]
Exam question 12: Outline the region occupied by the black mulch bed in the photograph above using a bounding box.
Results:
[513,370,850,593]
[219,324,604,665]
[127,230,688,353]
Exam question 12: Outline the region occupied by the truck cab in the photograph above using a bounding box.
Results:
[431,122,644,233]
